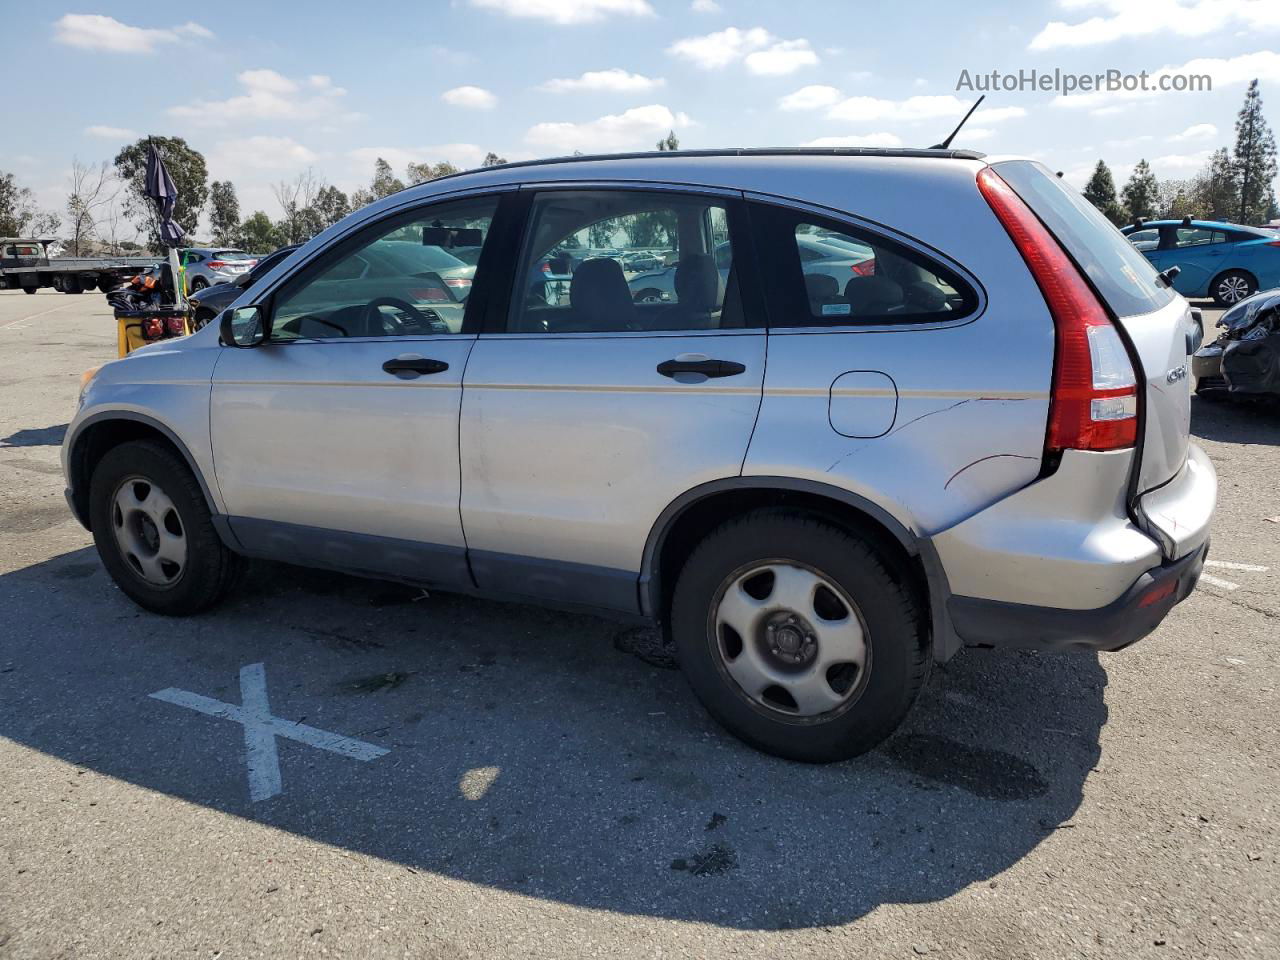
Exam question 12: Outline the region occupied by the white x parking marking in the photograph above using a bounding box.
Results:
[150,663,389,802]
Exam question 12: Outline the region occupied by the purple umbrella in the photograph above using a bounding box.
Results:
[144,141,185,248]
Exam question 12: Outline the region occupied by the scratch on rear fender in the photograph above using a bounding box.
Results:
[943,453,1039,490]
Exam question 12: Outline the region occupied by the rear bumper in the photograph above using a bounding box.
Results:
[949,539,1208,652]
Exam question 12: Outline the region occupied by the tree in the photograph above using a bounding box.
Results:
[113,136,209,251]
[482,152,507,167]
[406,160,460,184]
[1082,160,1127,225]
[1158,179,1202,219]
[0,170,60,237]
[656,130,679,151]
[1192,148,1239,221]
[208,181,241,245]
[237,211,281,252]
[1232,79,1278,224]
[351,157,406,209]
[1120,159,1159,221]
[65,159,118,255]
[312,184,350,230]
[272,168,324,245]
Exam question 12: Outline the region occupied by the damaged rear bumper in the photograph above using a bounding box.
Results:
[948,539,1208,652]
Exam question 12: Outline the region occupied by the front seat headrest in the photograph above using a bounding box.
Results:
[844,275,904,316]
[674,254,721,313]
[570,258,634,327]
[804,273,839,303]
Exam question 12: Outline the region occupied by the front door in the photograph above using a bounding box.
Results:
[210,193,503,584]
[459,187,766,612]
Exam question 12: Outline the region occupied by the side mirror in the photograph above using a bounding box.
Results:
[220,305,266,348]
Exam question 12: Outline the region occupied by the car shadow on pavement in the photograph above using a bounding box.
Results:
[1192,394,1280,445]
[0,548,1107,931]
[0,423,68,448]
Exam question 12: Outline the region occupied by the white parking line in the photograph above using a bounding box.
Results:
[1205,560,1269,573]
[150,662,390,803]
[0,299,80,330]
[1200,573,1240,591]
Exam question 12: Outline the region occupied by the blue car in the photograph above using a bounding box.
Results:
[1121,219,1280,305]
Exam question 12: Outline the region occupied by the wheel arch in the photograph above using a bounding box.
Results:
[639,477,959,660]
[67,413,226,541]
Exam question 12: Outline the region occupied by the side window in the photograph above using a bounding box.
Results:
[1127,229,1159,251]
[762,209,975,324]
[1174,228,1216,248]
[271,195,498,340]
[507,190,742,333]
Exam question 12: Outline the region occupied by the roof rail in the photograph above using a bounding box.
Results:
[426,146,987,187]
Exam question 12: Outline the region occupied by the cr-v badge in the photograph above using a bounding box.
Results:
[1167,364,1188,384]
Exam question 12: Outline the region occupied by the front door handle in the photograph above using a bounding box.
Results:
[656,356,746,379]
[382,356,449,377]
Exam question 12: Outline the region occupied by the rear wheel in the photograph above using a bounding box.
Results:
[22,286,37,295]
[190,276,208,292]
[670,509,928,763]
[89,440,239,615]
[1211,269,1255,306]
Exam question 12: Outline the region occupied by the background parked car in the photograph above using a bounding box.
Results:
[186,244,302,326]
[1121,219,1280,305]
[181,247,258,293]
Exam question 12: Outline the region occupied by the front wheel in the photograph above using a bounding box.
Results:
[22,286,37,295]
[1212,270,1256,306]
[89,440,239,615]
[670,509,928,763]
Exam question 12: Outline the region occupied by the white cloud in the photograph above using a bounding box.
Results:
[525,104,692,153]
[469,0,654,24]
[209,136,318,172]
[53,14,213,53]
[802,133,904,148]
[540,69,664,93]
[84,125,138,140]
[669,27,819,74]
[1169,122,1218,141]
[959,127,996,142]
[1150,149,1216,173]
[168,69,353,126]
[829,94,1025,124]
[691,0,721,11]
[779,85,843,111]
[1052,50,1280,109]
[669,26,772,69]
[441,85,498,109]
[1030,0,1280,50]
[744,39,819,76]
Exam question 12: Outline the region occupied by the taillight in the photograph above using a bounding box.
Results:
[443,276,472,289]
[976,166,1138,452]
[851,259,876,277]
[207,260,226,269]
[1267,240,1280,248]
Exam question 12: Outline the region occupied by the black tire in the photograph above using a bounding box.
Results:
[190,277,208,292]
[633,287,665,303]
[22,287,37,295]
[89,440,239,615]
[670,509,928,763]
[64,276,83,294]
[1211,269,1256,307]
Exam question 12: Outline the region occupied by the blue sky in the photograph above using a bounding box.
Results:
[2,0,1277,234]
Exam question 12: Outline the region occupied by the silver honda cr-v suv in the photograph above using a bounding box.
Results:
[63,148,1216,762]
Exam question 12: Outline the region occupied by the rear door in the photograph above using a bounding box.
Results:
[1162,226,1228,296]
[993,161,1195,495]
[458,186,766,612]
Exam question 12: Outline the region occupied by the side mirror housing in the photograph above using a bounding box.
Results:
[220,305,266,348]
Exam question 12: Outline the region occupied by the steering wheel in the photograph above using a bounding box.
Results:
[289,313,350,337]
[363,296,439,335]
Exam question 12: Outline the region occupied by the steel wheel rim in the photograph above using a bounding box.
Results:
[110,475,187,588]
[707,560,870,720]
[1219,276,1249,303]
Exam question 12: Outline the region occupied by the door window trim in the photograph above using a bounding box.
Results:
[742,193,985,332]
[480,183,768,336]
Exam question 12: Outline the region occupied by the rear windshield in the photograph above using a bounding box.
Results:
[214,250,254,260]
[994,160,1176,318]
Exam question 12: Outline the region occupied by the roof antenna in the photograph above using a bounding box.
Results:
[931,95,985,150]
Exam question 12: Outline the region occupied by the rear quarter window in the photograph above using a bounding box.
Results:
[751,202,978,326]
[994,160,1176,318]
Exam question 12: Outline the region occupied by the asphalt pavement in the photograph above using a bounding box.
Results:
[1,290,1276,959]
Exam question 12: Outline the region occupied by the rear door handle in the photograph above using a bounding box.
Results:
[656,356,746,379]
[382,356,449,377]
